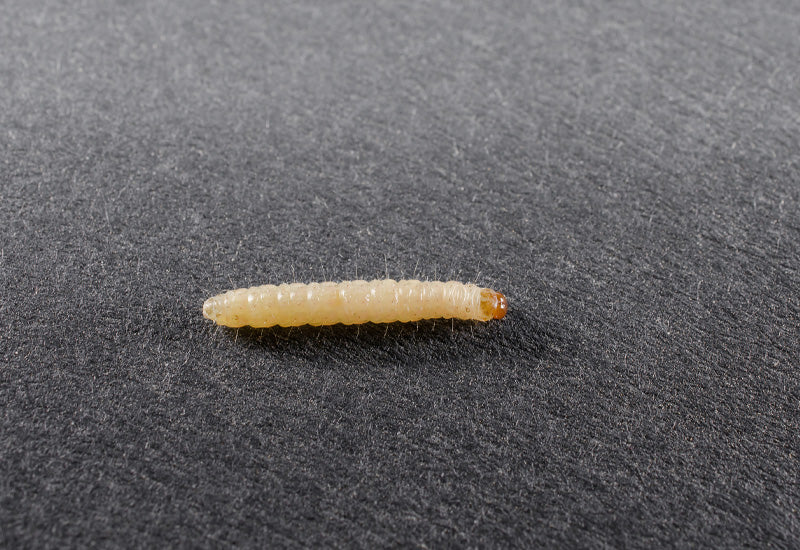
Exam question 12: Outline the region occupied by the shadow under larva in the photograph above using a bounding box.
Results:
[219,320,508,369]
[201,302,571,375]
[225,318,498,347]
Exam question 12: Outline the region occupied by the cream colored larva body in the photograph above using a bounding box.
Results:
[203,279,508,328]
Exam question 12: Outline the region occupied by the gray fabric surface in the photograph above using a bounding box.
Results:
[2,1,799,547]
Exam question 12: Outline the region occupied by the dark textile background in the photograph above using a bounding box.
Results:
[2,1,798,547]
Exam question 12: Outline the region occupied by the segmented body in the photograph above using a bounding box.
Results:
[203,279,507,328]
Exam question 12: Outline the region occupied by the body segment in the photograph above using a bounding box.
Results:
[202,279,507,328]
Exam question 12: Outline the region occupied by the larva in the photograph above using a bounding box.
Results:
[202,279,507,328]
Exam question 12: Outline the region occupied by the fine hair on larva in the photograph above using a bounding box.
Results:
[203,279,508,328]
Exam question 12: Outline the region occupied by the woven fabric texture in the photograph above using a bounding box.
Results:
[2,1,798,547]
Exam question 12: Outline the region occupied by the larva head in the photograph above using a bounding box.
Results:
[480,289,508,320]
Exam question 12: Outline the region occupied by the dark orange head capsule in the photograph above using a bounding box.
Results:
[492,292,508,319]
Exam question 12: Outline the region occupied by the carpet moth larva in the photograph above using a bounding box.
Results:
[202,279,508,328]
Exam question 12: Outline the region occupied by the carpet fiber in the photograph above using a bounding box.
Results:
[2,1,799,547]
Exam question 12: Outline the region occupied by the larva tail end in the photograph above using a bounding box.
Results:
[480,289,508,321]
[202,297,219,323]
